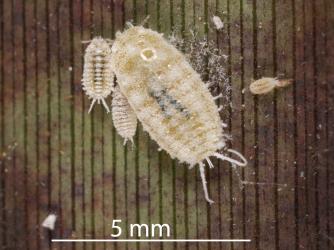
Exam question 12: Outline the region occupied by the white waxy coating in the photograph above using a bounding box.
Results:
[111,26,224,166]
[82,37,114,113]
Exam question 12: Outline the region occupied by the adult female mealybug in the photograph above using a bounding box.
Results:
[109,26,247,204]
[82,37,114,113]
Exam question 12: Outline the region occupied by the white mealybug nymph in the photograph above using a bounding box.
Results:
[82,37,114,113]
[249,77,293,95]
[109,26,247,204]
[112,85,138,145]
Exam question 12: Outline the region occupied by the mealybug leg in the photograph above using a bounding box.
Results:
[206,157,214,169]
[199,163,214,204]
[213,149,248,167]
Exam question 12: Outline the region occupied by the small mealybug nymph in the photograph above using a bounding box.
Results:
[112,86,137,145]
[249,77,293,95]
[82,37,114,113]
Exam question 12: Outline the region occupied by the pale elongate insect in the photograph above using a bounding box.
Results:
[249,77,292,95]
[82,37,114,113]
[108,25,247,204]
[112,86,137,145]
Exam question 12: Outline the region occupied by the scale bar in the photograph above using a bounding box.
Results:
[52,239,251,243]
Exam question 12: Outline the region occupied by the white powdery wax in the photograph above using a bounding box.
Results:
[212,15,224,30]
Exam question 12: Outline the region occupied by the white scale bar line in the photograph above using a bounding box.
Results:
[52,239,251,243]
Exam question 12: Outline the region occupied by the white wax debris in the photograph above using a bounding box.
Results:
[42,214,57,230]
[212,16,224,30]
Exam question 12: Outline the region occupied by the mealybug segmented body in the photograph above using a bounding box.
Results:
[112,86,137,145]
[82,37,114,113]
[110,26,247,203]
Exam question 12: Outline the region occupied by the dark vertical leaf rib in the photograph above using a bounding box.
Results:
[57,1,74,250]
[294,0,308,248]
[272,0,279,249]
[47,0,61,248]
[291,0,299,248]
[3,0,15,248]
[325,1,334,249]
[82,1,93,249]
[0,0,4,246]
[229,0,245,248]
[72,0,85,249]
[303,0,316,248]
[326,0,334,248]
[239,1,246,247]
[252,1,261,249]
[11,0,17,248]
[275,0,296,249]
[0,1,333,249]
[215,0,232,249]
[226,1,234,249]
[13,0,26,249]
[69,0,75,248]
[35,0,41,246]
[255,0,277,249]
[22,0,29,247]
[36,0,51,247]
[314,0,328,249]
[241,0,257,249]
[311,1,320,248]
[11,1,17,247]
